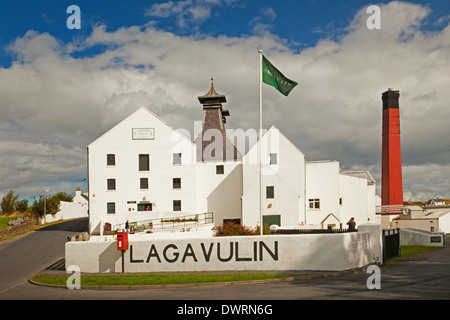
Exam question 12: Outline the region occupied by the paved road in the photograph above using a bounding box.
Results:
[1,219,449,302]
[0,218,88,298]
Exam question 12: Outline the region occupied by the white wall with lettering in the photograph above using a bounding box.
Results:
[66,227,381,273]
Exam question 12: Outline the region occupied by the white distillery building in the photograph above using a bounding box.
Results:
[87,82,377,234]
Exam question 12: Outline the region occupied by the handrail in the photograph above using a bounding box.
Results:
[376,205,404,214]
[113,212,214,233]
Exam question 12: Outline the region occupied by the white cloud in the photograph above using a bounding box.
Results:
[250,7,278,35]
[146,0,238,29]
[0,1,449,201]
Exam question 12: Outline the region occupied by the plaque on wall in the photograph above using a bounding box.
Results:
[132,128,155,140]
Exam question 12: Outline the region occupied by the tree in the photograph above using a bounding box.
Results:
[31,196,47,218]
[1,190,19,214]
[15,199,29,213]
[31,192,74,218]
[52,192,74,202]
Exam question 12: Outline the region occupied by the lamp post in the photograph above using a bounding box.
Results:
[43,189,50,217]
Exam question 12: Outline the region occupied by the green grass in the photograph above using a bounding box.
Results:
[385,245,442,264]
[0,216,18,229]
[33,273,300,287]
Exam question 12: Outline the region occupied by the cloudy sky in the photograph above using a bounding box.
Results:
[0,0,449,201]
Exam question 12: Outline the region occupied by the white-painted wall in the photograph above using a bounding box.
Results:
[42,189,88,224]
[400,228,444,247]
[305,161,340,226]
[66,229,378,273]
[196,161,243,224]
[87,108,378,234]
[88,108,198,233]
[438,213,450,233]
[339,174,373,226]
[242,127,305,228]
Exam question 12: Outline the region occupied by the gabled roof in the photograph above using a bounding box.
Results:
[321,213,341,225]
[88,106,195,148]
[243,125,306,159]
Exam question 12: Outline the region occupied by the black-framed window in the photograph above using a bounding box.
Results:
[216,165,224,174]
[173,200,181,211]
[107,154,115,166]
[309,198,320,209]
[107,179,116,191]
[266,186,274,199]
[173,178,181,189]
[140,178,148,190]
[107,202,115,214]
[139,154,150,171]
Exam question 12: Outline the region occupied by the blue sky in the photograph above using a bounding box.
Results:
[0,1,449,201]
[1,0,448,66]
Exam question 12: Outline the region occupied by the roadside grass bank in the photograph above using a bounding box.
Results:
[385,245,443,264]
[32,273,301,287]
[0,216,19,229]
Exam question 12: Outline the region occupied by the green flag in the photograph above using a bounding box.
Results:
[262,55,298,96]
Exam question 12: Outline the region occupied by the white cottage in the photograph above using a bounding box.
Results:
[87,82,377,234]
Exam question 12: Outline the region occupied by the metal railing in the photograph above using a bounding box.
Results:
[271,228,355,235]
[113,212,214,233]
[376,205,404,215]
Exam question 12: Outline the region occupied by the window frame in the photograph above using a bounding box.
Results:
[140,177,149,190]
[107,178,116,191]
[107,202,116,214]
[308,198,320,210]
[270,153,277,165]
[173,200,182,211]
[172,153,182,165]
[216,165,224,175]
[139,154,150,171]
[173,178,181,189]
[266,186,275,199]
[137,203,152,212]
[107,154,115,166]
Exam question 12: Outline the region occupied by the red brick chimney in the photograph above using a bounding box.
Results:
[381,88,403,207]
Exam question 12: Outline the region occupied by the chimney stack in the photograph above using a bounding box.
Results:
[381,88,403,207]
[194,79,241,162]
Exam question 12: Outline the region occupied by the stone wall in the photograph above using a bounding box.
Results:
[0,220,37,239]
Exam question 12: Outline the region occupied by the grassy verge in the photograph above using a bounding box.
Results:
[385,245,442,264]
[33,273,300,287]
[0,216,19,229]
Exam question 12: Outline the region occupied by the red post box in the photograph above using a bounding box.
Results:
[117,232,128,251]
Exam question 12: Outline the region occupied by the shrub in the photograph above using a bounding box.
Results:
[214,222,271,237]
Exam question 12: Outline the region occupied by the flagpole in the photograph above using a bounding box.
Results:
[258,49,263,236]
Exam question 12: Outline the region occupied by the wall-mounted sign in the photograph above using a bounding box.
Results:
[127,201,137,204]
[132,128,155,140]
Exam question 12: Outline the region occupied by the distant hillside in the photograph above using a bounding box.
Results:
[404,199,450,207]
